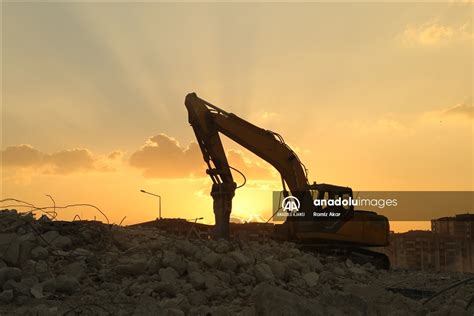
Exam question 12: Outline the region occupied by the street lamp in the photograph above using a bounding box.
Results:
[140,189,162,219]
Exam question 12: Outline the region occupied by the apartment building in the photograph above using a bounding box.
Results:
[386,214,473,272]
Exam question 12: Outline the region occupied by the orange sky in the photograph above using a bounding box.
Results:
[1,2,472,232]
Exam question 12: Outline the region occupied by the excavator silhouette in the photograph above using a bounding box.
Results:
[185,93,390,268]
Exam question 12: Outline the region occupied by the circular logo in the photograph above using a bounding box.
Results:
[281,196,300,213]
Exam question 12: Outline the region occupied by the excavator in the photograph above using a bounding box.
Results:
[185,92,390,268]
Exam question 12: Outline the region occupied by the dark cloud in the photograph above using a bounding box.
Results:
[1,145,104,174]
[46,149,95,174]
[130,134,275,180]
[3,134,277,179]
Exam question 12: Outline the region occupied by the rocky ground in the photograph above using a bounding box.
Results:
[0,210,473,316]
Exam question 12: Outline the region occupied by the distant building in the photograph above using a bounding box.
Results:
[431,213,473,272]
[388,230,435,270]
[385,214,473,272]
[431,213,474,239]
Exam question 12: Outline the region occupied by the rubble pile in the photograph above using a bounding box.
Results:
[0,209,473,315]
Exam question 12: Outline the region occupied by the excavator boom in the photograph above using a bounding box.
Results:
[185,93,309,191]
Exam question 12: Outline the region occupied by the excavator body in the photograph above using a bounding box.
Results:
[185,92,390,268]
[273,184,389,248]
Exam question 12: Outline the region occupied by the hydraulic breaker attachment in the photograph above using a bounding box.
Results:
[211,182,236,239]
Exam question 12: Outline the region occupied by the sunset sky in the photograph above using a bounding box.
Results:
[1,2,472,232]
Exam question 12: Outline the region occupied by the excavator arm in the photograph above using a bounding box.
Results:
[185,92,313,238]
[185,93,310,190]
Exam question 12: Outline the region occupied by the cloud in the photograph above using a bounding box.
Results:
[46,149,95,174]
[242,180,281,191]
[130,134,276,180]
[353,116,415,135]
[400,20,471,46]
[108,150,123,160]
[194,186,211,200]
[260,112,278,120]
[375,118,414,134]
[129,134,204,178]
[448,0,473,4]
[443,100,474,119]
[227,150,275,180]
[250,110,281,126]
[422,99,473,123]
[1,145,114,174]
[230,213,267,223]
[1,144,44,167]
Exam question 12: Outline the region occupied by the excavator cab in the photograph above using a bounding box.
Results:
[280,183,354,226]
[275,183,356,239]
[275,182,389,249]
[309,183,355,216]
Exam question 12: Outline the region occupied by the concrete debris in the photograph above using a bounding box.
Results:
[302,272,320,287]
[0,209,473,315]
[0,289,13,304]
[253,263,274,282]
[31,246,48,260]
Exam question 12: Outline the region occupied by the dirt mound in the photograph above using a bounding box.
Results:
[0,210,472,315]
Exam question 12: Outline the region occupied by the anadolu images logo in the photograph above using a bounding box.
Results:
[282,196,300,213]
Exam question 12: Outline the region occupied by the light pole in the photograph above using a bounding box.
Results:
[140,189,162,219]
